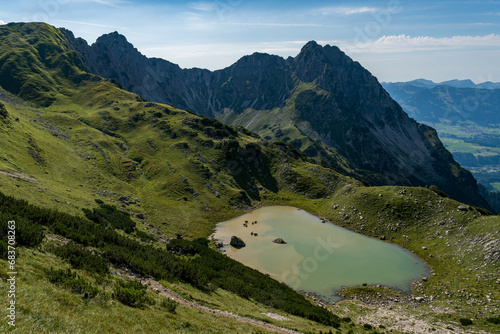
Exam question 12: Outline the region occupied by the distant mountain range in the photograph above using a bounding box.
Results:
[382,80,500,126]
[385,79,500,90]
[382,79,500,212]
[58,29,490,209]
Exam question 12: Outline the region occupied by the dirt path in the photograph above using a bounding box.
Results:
[0,170,38,182]
[45,235,72,244]
[44,234,302,333]
[140,277,302,334]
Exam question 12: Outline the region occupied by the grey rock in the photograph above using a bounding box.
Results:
[272,238,287,244]
[230,236,246,248]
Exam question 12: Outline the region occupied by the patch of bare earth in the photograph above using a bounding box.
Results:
[0,170,38,182]
[125,273,302,334]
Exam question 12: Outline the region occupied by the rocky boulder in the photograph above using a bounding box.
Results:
[230,236,246,248]
[273,238,287,244]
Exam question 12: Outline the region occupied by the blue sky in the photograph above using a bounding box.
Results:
[2,0,500,82]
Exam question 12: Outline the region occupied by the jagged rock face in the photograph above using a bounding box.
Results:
[66,32,490,209]
[64,30,213,115]
[286,43,486,207]
[213,53,294,113]
[66,31,296,117]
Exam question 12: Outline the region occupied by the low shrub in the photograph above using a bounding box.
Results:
[54,242,109,275]
[113,280,150,307]
[0,102,8,119]
[83,200,136,233]
[459,318,472,326]
[428,185,450,198]
[135,229,155,242]
[487,316,500,324]
[0,215,45,248]
[47,268,100,298]
[160,298,178,313]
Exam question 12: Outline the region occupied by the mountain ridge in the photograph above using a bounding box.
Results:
[64,29,491,210]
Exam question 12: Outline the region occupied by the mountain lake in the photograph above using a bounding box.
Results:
[212,206,430,303]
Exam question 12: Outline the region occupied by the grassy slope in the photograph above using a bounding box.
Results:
[216,80,362,180]
[0,244,350,334]
[290,186,500,332]
[0,84,356,238]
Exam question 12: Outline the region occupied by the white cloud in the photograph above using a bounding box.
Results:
[313,6,379,16]
[57,19,130,30]
[89,0,127,8]
[0,20,6,25]
[227,22,338,28]
[188,2,216,12]
[338,7,379,15]
[346,34,500,53]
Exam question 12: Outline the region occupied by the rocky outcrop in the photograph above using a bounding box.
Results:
[65,31,491,210]
[230,236,246,248]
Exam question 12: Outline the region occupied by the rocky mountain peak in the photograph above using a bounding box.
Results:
[66,31,491,209]
[295,41,350,65]
[231,52,287,68]
[291,41,357,86]
[95,31,130,48]
[300,40,321,52]
[93,31,139,60]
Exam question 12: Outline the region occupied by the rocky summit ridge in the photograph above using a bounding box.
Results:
[63,31,490,210]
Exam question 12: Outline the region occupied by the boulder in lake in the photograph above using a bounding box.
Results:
[273,238,287,244]
[230,236,246,248]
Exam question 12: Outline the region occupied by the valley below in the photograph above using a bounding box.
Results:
[382,80,500,213]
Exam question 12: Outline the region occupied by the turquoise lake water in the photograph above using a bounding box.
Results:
[213,206,430,302]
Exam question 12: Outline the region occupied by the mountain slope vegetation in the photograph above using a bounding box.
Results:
[0,23,499,333]
[66,30,491,210]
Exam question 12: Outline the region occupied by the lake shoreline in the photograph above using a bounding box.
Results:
[211,205,431,304]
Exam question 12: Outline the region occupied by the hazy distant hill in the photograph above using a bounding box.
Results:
[383,79,500,212]
[383,80,500,125]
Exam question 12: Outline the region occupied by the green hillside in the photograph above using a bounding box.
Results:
[0,22,499,333]
[68,32,491,210]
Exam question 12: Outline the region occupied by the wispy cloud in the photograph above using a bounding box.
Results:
[338,7,379,15]
[346,34,500,53]
[89,0,127,8]
[0,20,6,25]
[227,22,339,28]
[313,6,379,16]
[188,2,216,12]
[56,20,130,30]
